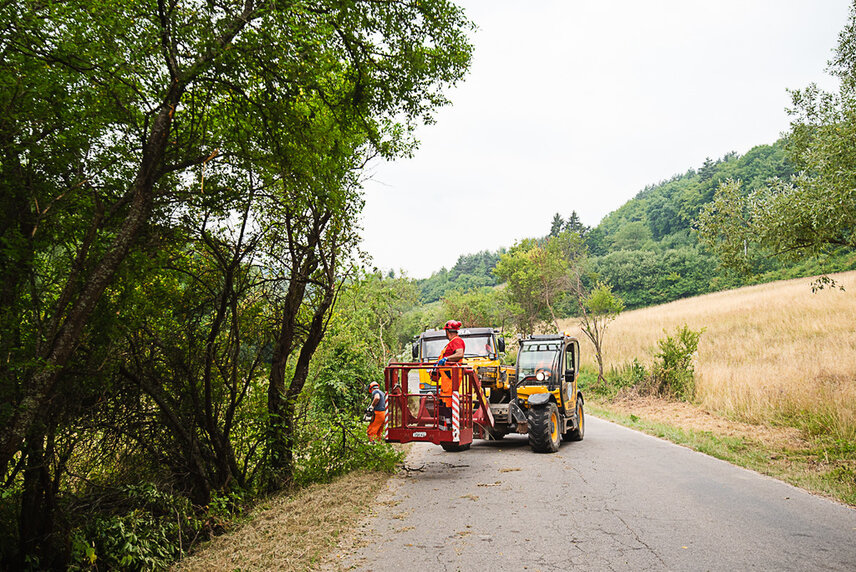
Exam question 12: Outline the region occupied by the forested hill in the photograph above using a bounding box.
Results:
[417,250,503,302]
[417,140,856,307]
[588,142,792,254]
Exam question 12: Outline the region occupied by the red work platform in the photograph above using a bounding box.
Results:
[383,363,494,449]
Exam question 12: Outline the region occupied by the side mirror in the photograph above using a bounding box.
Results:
[411,342,419,360]
[497,337,506,353]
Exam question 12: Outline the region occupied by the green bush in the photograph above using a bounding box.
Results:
[611,359,649,390]
[293,413,403,488]
[68,484,198,572]
[652,325,703,401]
[576,367,604,396]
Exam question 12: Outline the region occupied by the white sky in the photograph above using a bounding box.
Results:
[360,0,851,279]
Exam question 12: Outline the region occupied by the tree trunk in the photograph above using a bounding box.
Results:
[266,260,312,490]
[17,427,57,568]
[269,279,336,490]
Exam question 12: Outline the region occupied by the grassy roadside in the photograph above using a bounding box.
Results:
[171,469,390,572]
[588,399,856,507]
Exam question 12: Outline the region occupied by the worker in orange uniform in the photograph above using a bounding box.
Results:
[366,380,387,442]
[436,320,465,428]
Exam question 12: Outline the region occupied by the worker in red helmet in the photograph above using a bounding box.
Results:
[435,320,465,427]
[437,320,465,366]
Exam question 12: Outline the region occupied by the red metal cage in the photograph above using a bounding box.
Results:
[384,362,493,448]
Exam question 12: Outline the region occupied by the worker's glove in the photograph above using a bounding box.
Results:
[437,357,447,366]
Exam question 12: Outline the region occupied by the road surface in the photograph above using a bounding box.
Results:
[335,416,856,571]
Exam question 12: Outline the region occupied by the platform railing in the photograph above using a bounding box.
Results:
[384,363,477,446]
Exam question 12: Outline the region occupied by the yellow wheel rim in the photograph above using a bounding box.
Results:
[550,411,558,441]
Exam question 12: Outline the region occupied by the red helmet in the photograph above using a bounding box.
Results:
[443,320,462,332]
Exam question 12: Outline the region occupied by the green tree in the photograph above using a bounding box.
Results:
[442,287,510,330]
[0,0,473,564]
[493,240,551,335]
[550,213,565,236]
[577,282,625,387]
[118,214,269,505]
[335,272,419,365]
[310,271,418,418]
[550,231,624,386]
[610,221,653,251]
[698,3,856,273]
[564,210,589,238]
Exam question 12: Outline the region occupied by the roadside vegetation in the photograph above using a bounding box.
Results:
[172,470,390,572]
[0,1,472,569]
[563,271,856,442]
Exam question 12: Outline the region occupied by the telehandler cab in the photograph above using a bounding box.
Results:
[500,334,585,452]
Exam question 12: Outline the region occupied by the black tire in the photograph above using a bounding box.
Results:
[486,425,508,440]
[563,398,585,442]
[440,442,471,452]
[529,402,561,453]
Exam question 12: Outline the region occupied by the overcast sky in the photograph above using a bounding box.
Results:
[359,0,851,279]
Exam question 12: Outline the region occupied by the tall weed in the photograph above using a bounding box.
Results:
[652,325,703,401]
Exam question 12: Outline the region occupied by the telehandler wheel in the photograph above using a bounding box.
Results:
[563,399,585,442]
[440,442,471,452]
[529,402,561,453]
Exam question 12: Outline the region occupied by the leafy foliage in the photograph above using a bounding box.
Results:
[698,3,856,277]
[0,1,473,567]
[292,413,403,488]
[492,239,557,334]
[67,484,199,572]
[651,325,704,401]
[441,287,511,330]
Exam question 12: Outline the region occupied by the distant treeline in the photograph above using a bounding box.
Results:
[417,141,856,309]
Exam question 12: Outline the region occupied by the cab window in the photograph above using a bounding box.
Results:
[565,343,575,372]
[462,335,494,358]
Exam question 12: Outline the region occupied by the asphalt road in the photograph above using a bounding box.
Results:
[336,416,856,571]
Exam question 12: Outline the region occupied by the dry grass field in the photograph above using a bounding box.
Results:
[559,270,856,440]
